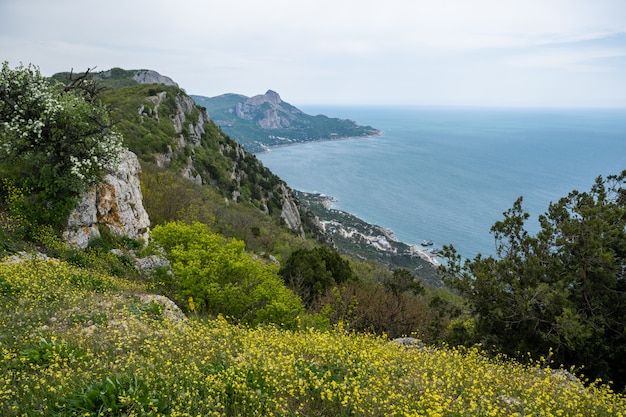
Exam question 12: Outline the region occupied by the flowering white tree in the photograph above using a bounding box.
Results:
[0,62,124,227]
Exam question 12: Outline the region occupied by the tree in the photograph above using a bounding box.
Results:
[279,246,355,307]
[313,282,430,338]
[0,62,123,228]
[383,268,425,296]
[440,172,626,389]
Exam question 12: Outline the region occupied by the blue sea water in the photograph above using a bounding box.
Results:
[257,106,626,260]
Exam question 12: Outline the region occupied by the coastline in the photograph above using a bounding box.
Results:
[248,129,449,271]
[256,106,626,262]
[295,191,443,283]
[253,131,382,155]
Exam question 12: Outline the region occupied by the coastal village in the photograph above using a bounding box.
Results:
[299,192,442,270]
[320,216,441,267]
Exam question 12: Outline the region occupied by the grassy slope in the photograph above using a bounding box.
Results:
[1,258,624,416]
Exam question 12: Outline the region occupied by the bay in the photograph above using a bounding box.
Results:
[257,106,626,259]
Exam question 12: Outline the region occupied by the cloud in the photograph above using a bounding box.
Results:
[1,0,625,106]
[508,45,626,71]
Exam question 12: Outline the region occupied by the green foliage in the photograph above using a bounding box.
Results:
[440,171,626,389]
[279,246,355,306]
[0,62,123,230]
[140,164,217,226]
[140,164,310,261]
[87,225,144,252]
[18,337,86,368]
[151,222,305,327]
[383,268,426,296]
[64,374,168,416]
[100,84,179,156]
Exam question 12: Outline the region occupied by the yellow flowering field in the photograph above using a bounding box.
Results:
[1,259,624,416]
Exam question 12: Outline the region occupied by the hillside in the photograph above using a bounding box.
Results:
[295,191,443,287]
[51,67,438,282]
[3,63,625,413]
[191,90,381,153]
[49,68,325,244]
[7,64,445,321]
[1,257,623,416]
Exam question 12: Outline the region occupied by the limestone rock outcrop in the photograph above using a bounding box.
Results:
[143,91,208,186]
[93,69,178,88]
[234,90,302,129]
[132,69,179,87]
[279,184,304,237]
[139,294,186,323]
[63,150,150,248]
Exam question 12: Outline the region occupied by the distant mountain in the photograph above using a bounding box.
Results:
[191,90,380,153]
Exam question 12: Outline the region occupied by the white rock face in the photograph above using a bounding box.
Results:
[132,70,179,87]
[63,150,150,248]
[234,90,298,129]
[279,184,304,236]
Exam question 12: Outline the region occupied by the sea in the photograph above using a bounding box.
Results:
[256,106,626,260]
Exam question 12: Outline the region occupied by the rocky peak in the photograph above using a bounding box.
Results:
[246,90,282,106]
[132,70,179,87]
[234,90,300,129]
[143,90,209,185]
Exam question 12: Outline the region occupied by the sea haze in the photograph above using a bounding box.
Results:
[257,106,626,260]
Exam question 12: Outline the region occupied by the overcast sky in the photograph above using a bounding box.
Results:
[2,0,626,107]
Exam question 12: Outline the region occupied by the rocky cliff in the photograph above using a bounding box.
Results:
[279,184,304,236]
[132,69,179,87]
[234,90,302,129]
[139,84,307,235]
[89,68,179,87]
[63,150,150,248]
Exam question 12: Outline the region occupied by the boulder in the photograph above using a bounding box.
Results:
[133,254,170,272]
[63,150,150,248]
[139,294,186,323]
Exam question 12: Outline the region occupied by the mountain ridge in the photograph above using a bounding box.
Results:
[192,90,381,153]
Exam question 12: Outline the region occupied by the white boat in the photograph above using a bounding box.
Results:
[421,240,433,246]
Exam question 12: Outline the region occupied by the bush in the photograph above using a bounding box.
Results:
[151,222,305,327]
[0,62,124,230]
[314,282,430,338]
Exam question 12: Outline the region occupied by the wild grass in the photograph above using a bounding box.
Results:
[1,258,624,416]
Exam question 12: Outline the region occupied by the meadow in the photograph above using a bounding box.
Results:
[1,258,624,416]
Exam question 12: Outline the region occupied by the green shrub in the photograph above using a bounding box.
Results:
[151,221,305,327]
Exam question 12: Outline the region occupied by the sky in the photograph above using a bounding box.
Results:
[1,0,626,107]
